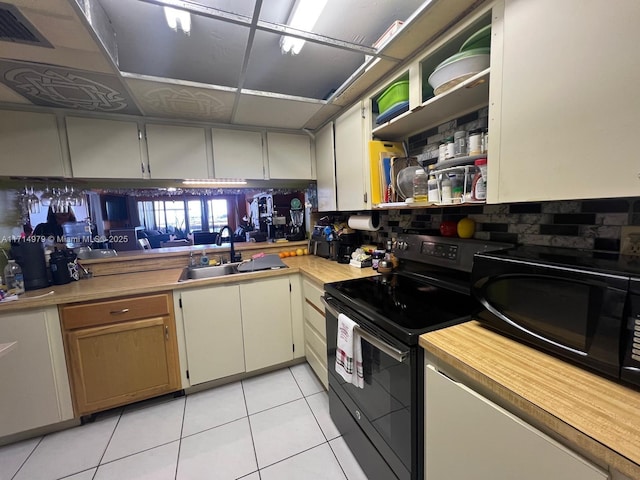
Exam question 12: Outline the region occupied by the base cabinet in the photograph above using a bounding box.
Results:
[302,278,328,389]
[178,285,245,385]
[61,293,181,416]
[240,277,294,372]
[0,307,73,438]
[425,365,609,480]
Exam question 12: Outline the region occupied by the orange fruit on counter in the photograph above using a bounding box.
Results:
[279,252,287,258]
[296,248,304,256]
[289,251,297,257]
[303,248,308,255]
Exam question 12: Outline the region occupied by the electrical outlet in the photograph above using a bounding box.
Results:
[620,226,640,256]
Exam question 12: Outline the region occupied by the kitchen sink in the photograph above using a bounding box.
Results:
[76,248,118,260]
[179,262,242,281]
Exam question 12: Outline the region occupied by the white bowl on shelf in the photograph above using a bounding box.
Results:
[428,48,490,96]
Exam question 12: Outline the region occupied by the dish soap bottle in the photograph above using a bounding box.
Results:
[4,260,24,295]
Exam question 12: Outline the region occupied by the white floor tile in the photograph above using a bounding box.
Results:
[306,391,341,440]
[290,362,325,397]
[177,417,256,480]
[242,369,303,414]
[0,436,41,480]
[329,437,369,480]
[250,398,325,469]
[60,468,97,479]
[13,413,119,480]
[95,441,178,480]
[182,382,247,438]
[260,443,347,480]
[237,473,260,480]
[102,396,185,463]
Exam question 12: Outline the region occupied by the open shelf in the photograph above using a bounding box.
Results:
[372,68,490,140]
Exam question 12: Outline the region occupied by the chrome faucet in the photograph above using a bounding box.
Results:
[216,225,236,263]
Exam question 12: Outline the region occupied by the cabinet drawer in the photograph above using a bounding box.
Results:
[61,293,172,330]
[305,343,328,389]
[303,279,324,310]
[304,322,327,365]
[304,299,326,337]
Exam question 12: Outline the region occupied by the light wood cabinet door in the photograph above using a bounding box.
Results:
[488,0,640,202]
[0,307,73,437]
[266,132,313,179]
[240,276,293,372]
[212,128,265,179]
[146,124,210,179]
[62,293,181,416]
[0,110,66,177]
[335,101,369,210]
[315,121,337,211]
[425,365,609,480]
[66,116,143,179]
[179,285,245,385]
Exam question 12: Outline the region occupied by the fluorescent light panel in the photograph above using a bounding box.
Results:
[164,6,191,35]
[281,0,328,55]
[182,179,248,186]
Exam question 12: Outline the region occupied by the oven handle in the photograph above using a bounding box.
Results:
[321,296,408,363]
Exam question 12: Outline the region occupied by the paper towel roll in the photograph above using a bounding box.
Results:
[348,214,380,231]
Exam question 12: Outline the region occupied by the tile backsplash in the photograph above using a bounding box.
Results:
[362,198,640,254]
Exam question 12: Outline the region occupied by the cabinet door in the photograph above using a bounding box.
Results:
[65,316,181,415]
[335,101,369,210]
[0,307,73,437]
[425,365,609,480]
[489,0,640,202]
[302,278,328,388]
[240,277,293,372]
[67,117,143,179]
[266,132,313,179]
[212,128,265,179]
[315,121,337,211]
[180,285,245,385]
[146,124,209,179]
[0,110,66,177]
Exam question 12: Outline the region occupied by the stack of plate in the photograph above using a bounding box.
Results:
[428,25,491,96]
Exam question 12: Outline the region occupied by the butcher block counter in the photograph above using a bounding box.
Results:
[0,254,376,312]
[420,321,640,479]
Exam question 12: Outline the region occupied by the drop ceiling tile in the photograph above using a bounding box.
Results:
[0,59,140,114]
[125,77,235,122]
[234,92,323,129]
[0,82,31,104]
[99,0,249,88]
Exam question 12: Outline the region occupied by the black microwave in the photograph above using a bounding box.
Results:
[471,245,640,388]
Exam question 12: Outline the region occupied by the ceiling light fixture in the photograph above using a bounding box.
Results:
[280,0,328,55]
[182,179,248,186]
[164,6,191,35]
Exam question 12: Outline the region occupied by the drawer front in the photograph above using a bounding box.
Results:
[304,299,326,338]
[305,341,328,389]
[304,321,327,365]
[302,279,324,310]
[61,293,172,330]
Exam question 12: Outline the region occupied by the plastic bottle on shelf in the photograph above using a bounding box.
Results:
[440,174,453,204]
[412,167,429,202]
[472,158,488,201]
[451,173,464,202]
[427,165,440,203]
[4,260,24,295]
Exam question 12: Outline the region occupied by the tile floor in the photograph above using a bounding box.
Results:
[0,363,369,480]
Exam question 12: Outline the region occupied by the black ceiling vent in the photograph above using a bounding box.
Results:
[0,2,53,47]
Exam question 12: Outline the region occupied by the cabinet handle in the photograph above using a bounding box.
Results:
[165,325,169,340]
[109,308,130,315]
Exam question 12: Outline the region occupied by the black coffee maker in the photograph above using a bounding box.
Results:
[336,232,360,264]
[10,240,49,290]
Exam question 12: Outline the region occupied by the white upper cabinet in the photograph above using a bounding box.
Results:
[67,117,143,179]
[315,122,337,211]
[266,132,313,180]
[488,0,640,203]
[0,110,66,177]
[335,101,369,210]
[145,124,209,180]
[212,128,265,179]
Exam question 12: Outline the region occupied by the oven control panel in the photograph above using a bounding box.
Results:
[420,241,458,260]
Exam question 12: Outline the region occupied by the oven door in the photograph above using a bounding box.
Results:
[324,295,421,480]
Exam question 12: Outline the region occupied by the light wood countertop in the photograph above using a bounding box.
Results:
[0,255,377,311]
[420,321,640,479]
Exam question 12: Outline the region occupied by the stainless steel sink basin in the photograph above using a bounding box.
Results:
[179,262,242,281]
[76,248,118,260]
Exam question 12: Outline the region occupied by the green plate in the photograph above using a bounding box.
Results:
[460,25,491,52]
